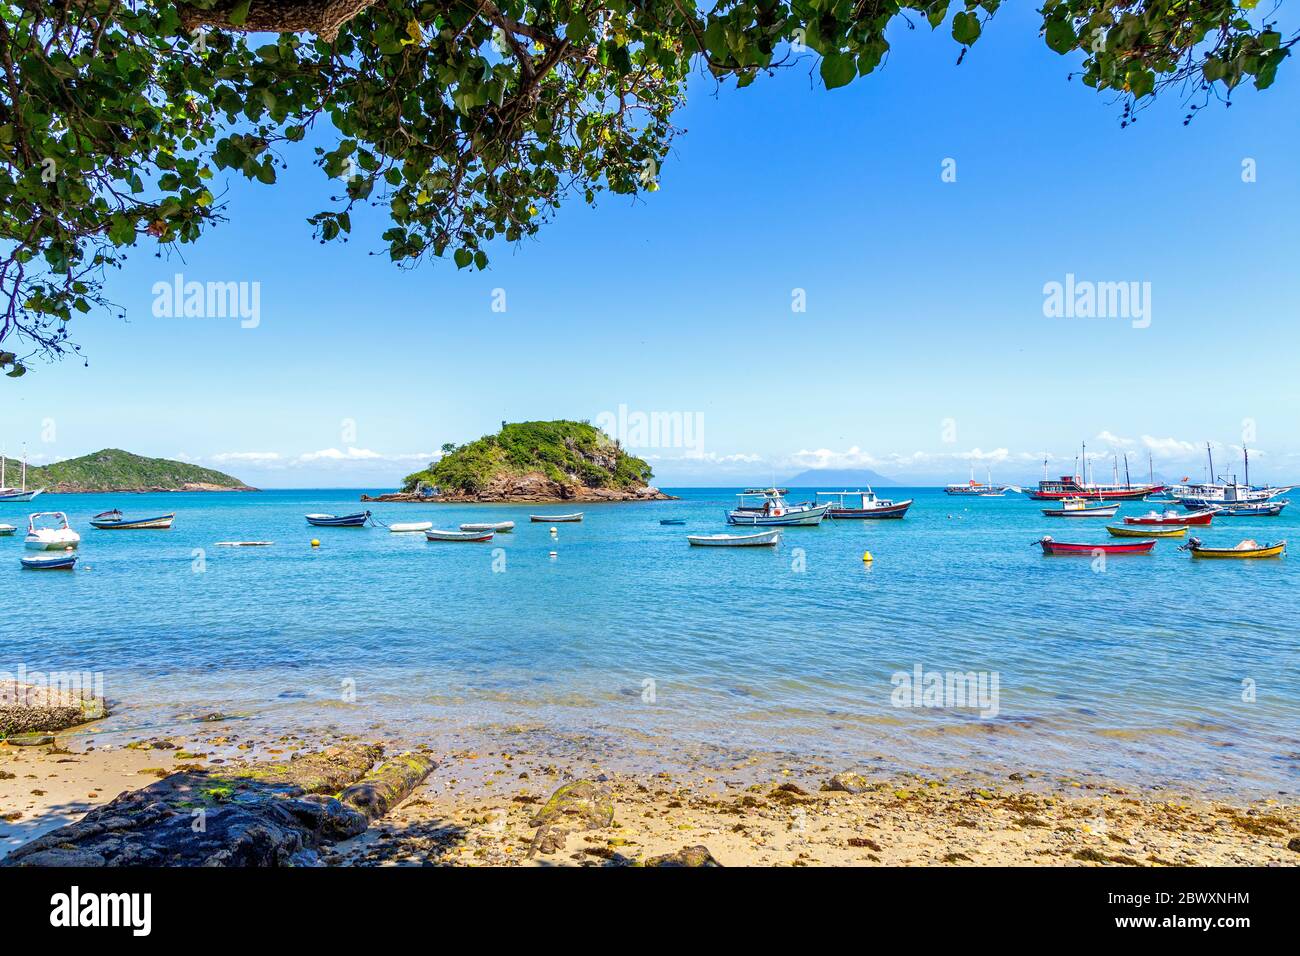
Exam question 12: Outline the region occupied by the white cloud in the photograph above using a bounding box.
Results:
[1140,435,1198,458]
[1095,430,1135,447]
[296,447,384,463]
[212,451,283,463]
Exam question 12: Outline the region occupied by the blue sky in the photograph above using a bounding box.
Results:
[3,7,1299,488]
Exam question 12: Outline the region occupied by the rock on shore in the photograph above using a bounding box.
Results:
[0,680,107,738]
[363,471,675,503]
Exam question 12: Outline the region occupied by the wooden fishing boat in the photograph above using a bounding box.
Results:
[1107,524,1185,539]
[530,513,583,523]
[425,528,495,542]
[460,521,515,532]
[1123,508,1215,526]
[687,530,780,547]
[89,509,175,530]
[21,552,77,570]
[305,511,371,527]
[24,513,80,551]
[215,541,274,547]
[727,489,829,526]
[1210,501,1288,517]
[1035,535,1155,555]
[1179,537,1286,559]
[389,521,433,533]
[816,489,913,519]
[1040,497,1120,518]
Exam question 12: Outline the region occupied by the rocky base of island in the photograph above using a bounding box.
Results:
[363,472,676,503]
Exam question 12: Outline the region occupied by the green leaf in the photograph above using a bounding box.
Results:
[1045,20,1076,55]
[454,248,473,269]
[952,12,981,45]
[820,53,856,90]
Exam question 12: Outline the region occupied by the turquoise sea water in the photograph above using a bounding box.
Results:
[2,488,1297,796]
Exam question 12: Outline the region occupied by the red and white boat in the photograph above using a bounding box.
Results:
[1035,536,1156,555]
[1123,508,1215,527]
[1026,444,1163,501]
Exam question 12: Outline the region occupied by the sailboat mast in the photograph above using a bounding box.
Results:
[1244,445,1250,487]
[1124,453,1131,489]
[1207,442,1215,485]
[20,443,26,492]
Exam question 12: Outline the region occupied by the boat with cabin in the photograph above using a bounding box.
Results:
[944,466,1014,497]
[24,512,80,551]
[1040,497,1120,518]
[1172,444,1292,509]
[726,489,830,526]
[1027,445,1162,501]
[816,489,912,519]
[0,447,43,503]
[1212,501,1288,517]
[1123,508,1215,526]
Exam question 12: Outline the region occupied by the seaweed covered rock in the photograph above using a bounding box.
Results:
[3,744,435,867]
[645,845,722,867]
[0,679,107,738]
[823,772,872,795]
[528,779,615,856]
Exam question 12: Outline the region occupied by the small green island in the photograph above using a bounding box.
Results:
[364,420,673,503]
[16,448,254,493]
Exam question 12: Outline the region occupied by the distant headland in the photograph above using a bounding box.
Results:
[15,449,255,494]
[362,420,674,503]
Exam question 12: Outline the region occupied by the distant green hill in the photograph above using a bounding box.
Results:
[403,420,658,499]
[13,449,254,493]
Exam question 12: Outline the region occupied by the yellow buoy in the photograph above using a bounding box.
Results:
[862,550,873,563]
[550,526,558,534]
[311,539,320,548]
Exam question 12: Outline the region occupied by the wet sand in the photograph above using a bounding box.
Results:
[2,721,1296,866]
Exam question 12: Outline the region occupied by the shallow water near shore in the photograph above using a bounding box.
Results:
[3,488,1298,797]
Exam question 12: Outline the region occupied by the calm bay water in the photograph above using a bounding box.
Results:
[2,488,1297,796]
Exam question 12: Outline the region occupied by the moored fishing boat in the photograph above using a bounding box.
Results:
[530,513,583,522]
[305,511,371,527]
[1210,501,1288,517]
[0,524,15,536]
[21,552,77,570]
[1027,445,1162,500]
[1035,535,1155,555]
[816,489,913,519]
[389,521,433,533]
[89,509,176,530]
[1107,524,1186,539]
[0,447,43,503]
[24,513,80,551]
[1123,508,1215,526]
[461,521,515,532]
[727,489,829,526]
[687,530,781,547]
[1040,497,1120,518]
[1179,537,1286,559]
[659,519,686,525]
[425,528,495,542]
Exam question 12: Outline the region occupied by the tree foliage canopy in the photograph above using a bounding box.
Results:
[1,0,1292,375]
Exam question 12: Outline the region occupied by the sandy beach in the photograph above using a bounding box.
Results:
[3,721,1296,866]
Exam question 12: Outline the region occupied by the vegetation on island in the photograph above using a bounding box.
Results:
[3,2,1293,375]
[404,420,652,495]
[18,448,252,492]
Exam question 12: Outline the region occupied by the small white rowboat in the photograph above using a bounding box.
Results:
[687,530,781,547]
[461,521,515,533]
[389,521,433,533]
[425,528,495,542]
[530,513,583,522]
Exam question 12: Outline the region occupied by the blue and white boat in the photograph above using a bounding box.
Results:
[726,489,829,526]
[21,552,77,570]
[305,511,371,527]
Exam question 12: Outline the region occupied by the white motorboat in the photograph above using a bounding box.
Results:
[726,488,829,526]
[389,521,433,533]
[0,447,43,503]
[687,530,781,547]
[461,521,515,533]
[0,524,15,536]
[24,512,80,551]
[425,528,495,542]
